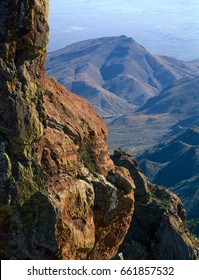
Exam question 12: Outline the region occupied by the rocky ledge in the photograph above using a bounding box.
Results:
[0,0,198,260]
[112,151,199,259]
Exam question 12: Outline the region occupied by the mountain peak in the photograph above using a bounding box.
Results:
[118,34,135,41]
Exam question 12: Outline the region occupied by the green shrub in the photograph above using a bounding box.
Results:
[79,145,96,173]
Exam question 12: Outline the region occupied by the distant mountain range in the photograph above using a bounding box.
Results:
[46,36,199,117]
[138,126,199,223]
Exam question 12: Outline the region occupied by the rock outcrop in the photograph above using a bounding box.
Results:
[0,0,198,260]
[111,151,199,260]
[0,0,134,260]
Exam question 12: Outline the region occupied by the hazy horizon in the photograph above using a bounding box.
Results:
[48,0,199,61]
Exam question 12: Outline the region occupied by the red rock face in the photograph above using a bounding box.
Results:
[41,75,114,176]
[37,75,134,259]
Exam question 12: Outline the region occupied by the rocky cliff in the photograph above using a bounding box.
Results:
[0,0,198,260]
[0,0,134,260]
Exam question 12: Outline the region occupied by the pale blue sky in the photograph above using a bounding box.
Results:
[48,0,199,60]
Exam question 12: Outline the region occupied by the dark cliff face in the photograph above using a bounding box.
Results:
[0,0,48,138]
[0,0,198,260]
[0,0,51,259]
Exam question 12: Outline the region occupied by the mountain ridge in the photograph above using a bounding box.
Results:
[137,76,199,116]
